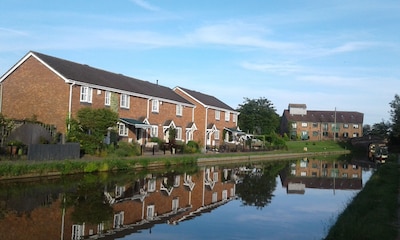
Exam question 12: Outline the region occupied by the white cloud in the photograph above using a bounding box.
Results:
[129,0,160,11]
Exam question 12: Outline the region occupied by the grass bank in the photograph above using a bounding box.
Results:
[0,140,348,179]
[325,155,399,240]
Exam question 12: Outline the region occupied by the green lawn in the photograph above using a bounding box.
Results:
[284,140,348,153]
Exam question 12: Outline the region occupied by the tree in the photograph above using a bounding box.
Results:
[389,94,400,144]
[67,107,119,155]
[370,120,391,139]
[237,97,280,135]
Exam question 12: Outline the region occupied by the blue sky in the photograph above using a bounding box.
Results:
[1,0,399,125]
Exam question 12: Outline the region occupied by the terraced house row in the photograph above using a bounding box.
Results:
[0,51,240,150]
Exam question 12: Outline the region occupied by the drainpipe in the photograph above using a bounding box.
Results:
[204,107,209,153]
[0,83,3,113]
[68,81,76,131]
[147,98,152,119]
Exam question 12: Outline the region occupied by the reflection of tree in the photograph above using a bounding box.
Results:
[66,175,113,224]
[236,162,286,209]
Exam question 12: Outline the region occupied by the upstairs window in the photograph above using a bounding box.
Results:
[120,94,129,109]
[215,110,220,120]
[176,104,183,116]
[105,91,111,106]
[233,114,237,123]
[225,111,230,122]
[80,86,92,103]
[152,99,159,113]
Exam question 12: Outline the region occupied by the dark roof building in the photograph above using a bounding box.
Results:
[281,103,364,140]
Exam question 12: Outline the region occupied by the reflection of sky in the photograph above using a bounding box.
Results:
[118,170,372,240]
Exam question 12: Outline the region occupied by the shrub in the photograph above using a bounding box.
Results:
[114,142,141,157]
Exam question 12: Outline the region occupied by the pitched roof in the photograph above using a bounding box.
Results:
[6,51,194,106]
[283,110,364,123]
[176,87,236,112]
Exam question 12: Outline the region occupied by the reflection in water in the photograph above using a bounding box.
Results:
[0,157,372,240]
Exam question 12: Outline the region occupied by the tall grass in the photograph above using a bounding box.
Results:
[325,160,399,240]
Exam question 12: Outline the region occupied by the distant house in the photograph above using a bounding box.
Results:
[280,104,364,141]
[173,87,240,150]
[0,51,196,145]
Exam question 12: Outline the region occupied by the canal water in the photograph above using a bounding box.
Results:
[0,156,374,240]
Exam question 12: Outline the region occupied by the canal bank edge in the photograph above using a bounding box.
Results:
[0,150,350,181]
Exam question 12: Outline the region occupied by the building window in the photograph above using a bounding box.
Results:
[213,172,219,182]
[147,205,155,220]
[353,124,359,129]
[80,86,92,103]
[172,198,179,212]
[343,123,349,128]
[118,123,128,136]
[215,110,220,120]
[176,104,183,116]
[214,130,220,140]
[105,91,111,106]
[353,133,359,137]
[72,224,85,240]
[151,99,159,113]
[113,212,124,228]
[150,126,158,138]
[233,114,237,123]
[292,123,297,129]
[148,179,156,192]
[222,190,228,200]
[212,192,218,203]
[301,122,308,127]
[312,122,318,128]
[176,127,182,140]
[343,132,349,138]
[322,123,328,131]
[225,111,230,121]
[313,131,318,136]
[120,94,129,109]
[322,131,329,137]
[174,175,180,187]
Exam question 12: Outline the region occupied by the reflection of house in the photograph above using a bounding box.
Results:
[280,159,363,194]
[280,104,364,141]
[0,51,197,146]
[88,167,236,239]
[173,87,240,150]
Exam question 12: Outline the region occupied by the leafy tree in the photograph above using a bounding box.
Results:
[370,120,391,139]
[389,94,400,145]
[237,97,280,135]
[67,107,119,155]
[0,114,14,147]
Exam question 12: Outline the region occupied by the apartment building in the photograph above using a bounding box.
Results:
[280,104,364,141]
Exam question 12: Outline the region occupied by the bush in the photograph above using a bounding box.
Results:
[114,142,141,157]
[184,141,201,154]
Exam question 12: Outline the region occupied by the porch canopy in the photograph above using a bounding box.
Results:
[120,118,151,129]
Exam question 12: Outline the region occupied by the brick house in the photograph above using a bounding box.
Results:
[280,104,364,141]
[0,51,196,146]
[173,87,241,150]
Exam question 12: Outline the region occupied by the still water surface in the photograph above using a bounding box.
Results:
[0,156,374,240]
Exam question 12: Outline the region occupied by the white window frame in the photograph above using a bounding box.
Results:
[176,127,182,140]
[301,122,308,127]
[118,123,128,136]
[113,212,124,228]
[222,190,228,200]
[150,126,158,138]
[225,111,230,121]
[72,224,85,240]
[172,198,179,212]
[176,104,183,116]
[152,99,159,113]
[80,86,92,103]
[212,192,218,203]
[174,175,180,187]
[233,114,237,123]
[353,124,359,129]
[147,205,155,220]
[148,179,156,192]
[215,110,220,120]
[105,91,111,106]
[214,129,220,140]
[120,94,130,109]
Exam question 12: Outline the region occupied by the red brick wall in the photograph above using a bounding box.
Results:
[1,56,70,133]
